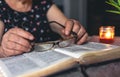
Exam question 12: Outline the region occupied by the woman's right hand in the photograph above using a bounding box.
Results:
[0,27,34,57]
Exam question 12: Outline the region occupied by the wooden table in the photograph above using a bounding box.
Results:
[88,35,120,46]
[48,35,120,77]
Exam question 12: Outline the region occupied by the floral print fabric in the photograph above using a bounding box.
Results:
[0,0,60,43]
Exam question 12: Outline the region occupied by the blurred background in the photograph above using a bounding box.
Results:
[54,0,120,36]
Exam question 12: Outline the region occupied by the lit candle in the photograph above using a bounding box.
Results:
[99,26,115,43]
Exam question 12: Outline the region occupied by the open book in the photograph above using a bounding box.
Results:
[0,42,120,77]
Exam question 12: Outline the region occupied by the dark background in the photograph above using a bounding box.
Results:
[54,0,120,36]
[87,0,120,36]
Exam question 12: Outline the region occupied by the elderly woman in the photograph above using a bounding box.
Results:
[0,0,88,57]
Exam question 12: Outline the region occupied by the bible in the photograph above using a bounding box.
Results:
[0,42,120,77]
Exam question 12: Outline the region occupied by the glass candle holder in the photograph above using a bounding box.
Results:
[99,26,115,43]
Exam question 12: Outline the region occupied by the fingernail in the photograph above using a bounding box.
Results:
[27,48,31,52]
[65,31,69,35]
[29,36,34,40]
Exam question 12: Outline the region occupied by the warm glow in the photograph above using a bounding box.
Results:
[99,26,115,43]
[105,31,112,39]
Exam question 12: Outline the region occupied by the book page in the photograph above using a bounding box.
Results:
[24,50,71,66]
[54,42,119,58]
[0,50,71,77]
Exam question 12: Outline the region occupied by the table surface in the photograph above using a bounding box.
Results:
[88,35,120,46]
[48,35,120,77]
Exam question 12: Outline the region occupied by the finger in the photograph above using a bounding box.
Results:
[6,50,24,56]
[2,47,24,57]
[72,21,81,34]
[77,26,86,39]
[6,41,31,52]
[64,19,74,35]
[77,33,88,45]
[9,27,34,40]
[8,33,31,48]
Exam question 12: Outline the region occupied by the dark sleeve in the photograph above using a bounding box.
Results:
[0,0,3,20]
[39,0,54,14]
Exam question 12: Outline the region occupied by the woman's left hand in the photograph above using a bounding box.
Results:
[62,19,88,45]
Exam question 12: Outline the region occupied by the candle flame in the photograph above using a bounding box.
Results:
[105,31,112,39]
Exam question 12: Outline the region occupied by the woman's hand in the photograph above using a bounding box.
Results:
[0,27,34,57]
[62,19,88,45]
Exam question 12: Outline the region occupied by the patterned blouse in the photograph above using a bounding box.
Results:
[0,0,60,43]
